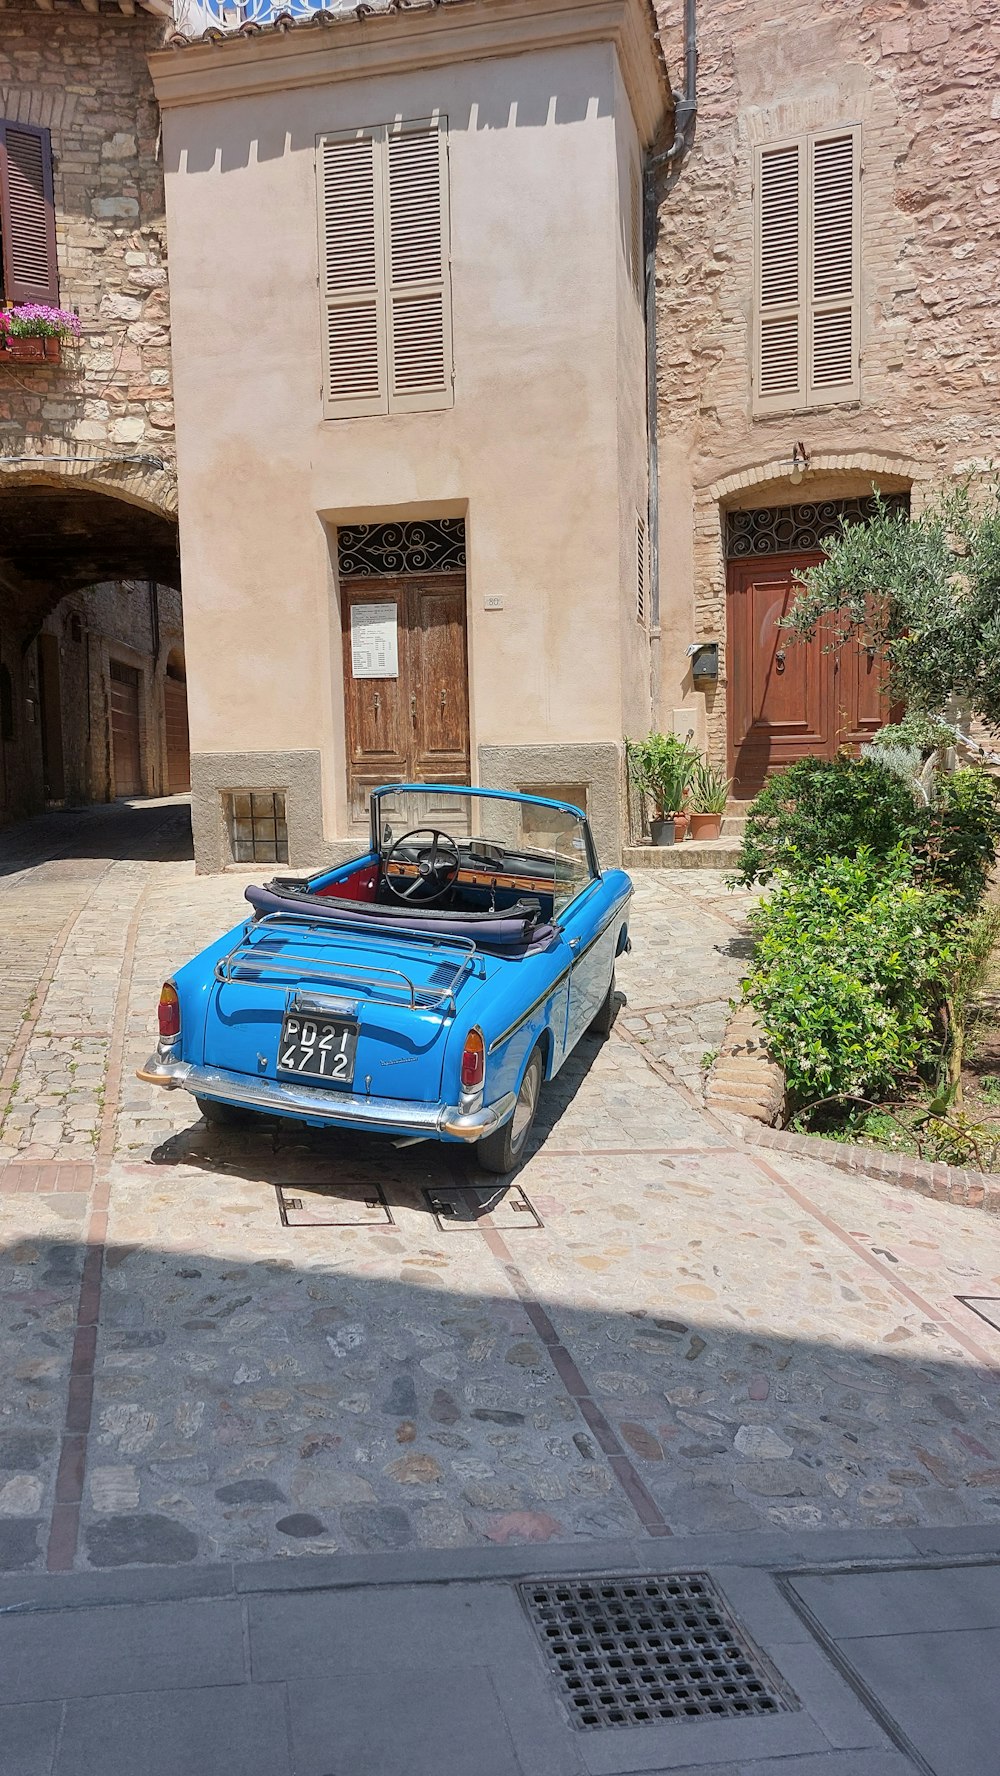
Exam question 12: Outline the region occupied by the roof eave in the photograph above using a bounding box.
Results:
[149,0,672,148]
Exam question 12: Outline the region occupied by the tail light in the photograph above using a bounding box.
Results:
[461,1027,485,1090]
[157,982,181,1040]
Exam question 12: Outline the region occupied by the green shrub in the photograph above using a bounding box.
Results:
[734,755,922,887]
[867,712,954,759]
[743,849,962,1107]
[918,767,1000,907]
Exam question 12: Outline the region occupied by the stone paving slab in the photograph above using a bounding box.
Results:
[0,1535,948,1776]
[2,805,1000,1584]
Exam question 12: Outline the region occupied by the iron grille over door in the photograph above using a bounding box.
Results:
[337,519,465,580]
[726,494,909,559]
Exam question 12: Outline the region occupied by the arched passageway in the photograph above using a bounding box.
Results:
[0,475,184,828]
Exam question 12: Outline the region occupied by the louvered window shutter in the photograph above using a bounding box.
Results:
[384,119,452,413]
[0,120,58,306]
[636,512,647,624]
[319,127,387,419]
[808,129,859,402]
[755,142,803,411]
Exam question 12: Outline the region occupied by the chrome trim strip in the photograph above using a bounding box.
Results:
[487,965,572,1056]
[136,1053,515,1144]
[486,892,632,1056]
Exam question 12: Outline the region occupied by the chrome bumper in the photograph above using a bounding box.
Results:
[136,1053,516,1143]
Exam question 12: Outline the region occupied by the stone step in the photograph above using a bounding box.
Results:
[721,814,746,837]
[624,839,744,870]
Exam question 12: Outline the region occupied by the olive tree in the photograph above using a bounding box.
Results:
[782,484,1000,733]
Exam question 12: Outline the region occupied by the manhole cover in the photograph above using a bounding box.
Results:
[276,1182,393,1227]
[519,1573,796,1730]
[422,1184,541,1230]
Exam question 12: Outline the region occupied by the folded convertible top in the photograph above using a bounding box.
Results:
[245,882,556,948]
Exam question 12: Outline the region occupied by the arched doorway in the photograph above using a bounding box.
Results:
[164,648,190,794]
[0,470,181,823]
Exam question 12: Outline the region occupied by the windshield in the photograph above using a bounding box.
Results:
[371,787,597,914]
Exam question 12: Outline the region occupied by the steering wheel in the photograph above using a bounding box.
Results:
[384,828,461,904]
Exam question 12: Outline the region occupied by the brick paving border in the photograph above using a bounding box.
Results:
[706,998,1000,1217]
[740,1117,1000,1216]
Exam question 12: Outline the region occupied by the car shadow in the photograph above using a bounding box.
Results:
[145,998,619,1211]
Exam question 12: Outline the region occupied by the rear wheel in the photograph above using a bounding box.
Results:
[195,1096,255,1129]
[589,968,617,1037]
[476,1045,543,1175]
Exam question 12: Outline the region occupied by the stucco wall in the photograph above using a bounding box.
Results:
[651,0,1000,764]
[158,36,650,862]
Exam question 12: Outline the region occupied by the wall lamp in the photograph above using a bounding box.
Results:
[789,442,809,486]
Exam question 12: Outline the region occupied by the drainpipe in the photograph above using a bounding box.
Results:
[644,0,697,634]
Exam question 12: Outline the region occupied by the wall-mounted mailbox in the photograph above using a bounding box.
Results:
[687,642,719,682]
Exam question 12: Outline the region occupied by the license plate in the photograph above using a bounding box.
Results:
[277,1013,358,1085]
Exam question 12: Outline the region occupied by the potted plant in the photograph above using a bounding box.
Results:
[688,758,731,839]
[626,732,700,845]
[0,304,80,363]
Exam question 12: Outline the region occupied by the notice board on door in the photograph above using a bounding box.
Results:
[350,602,399,679]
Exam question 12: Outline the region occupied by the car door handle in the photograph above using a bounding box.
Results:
[568,937,581,951]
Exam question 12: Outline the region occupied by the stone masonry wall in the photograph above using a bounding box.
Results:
[652,0,1000,764]
[0,0,173,469]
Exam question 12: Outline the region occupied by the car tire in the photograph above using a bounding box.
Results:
[476,1045,543,1175]
[589,968,617,1037]
[195,1096,255,1128]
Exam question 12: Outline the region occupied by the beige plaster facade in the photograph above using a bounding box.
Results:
[652,0,1000,774]
[150,0,670,870]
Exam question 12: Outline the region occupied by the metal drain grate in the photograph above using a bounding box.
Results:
[520,1573,795,1730]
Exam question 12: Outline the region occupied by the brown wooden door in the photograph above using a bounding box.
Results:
[110,660,142,798]
[727,552,895,792]
[164,676,191,794]
[342,575,469,823]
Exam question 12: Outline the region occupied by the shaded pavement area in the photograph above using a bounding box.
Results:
[0,799,999,1771]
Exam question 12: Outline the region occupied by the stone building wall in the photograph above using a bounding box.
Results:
[0,0,174,464]
[38,581,183,808]
[651,0,1000,764]
[0,0,179,827]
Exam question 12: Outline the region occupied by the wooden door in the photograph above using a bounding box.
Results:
[164,676,191,794]
[342,575,469,823]
[109,660,142,798]
[727,552,830,792]
[727,552,897,792]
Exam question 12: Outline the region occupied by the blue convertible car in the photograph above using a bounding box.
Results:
[138,785,632,1173]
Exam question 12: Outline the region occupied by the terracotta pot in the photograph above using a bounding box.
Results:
[4,335,45,361]
[689,812,722,840]
[41,336,62,363]
[671,812,690,841]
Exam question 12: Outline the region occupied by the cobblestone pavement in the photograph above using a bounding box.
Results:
[2,800,1000,1573]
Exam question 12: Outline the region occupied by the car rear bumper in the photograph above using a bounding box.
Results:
[136,1053,516,1143]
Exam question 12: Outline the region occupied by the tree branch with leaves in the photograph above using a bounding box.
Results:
[782,483,1000,733]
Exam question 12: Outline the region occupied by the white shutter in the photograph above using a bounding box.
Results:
[319,127,387,419]
[754,127,861,415]
[755,142,804,411]
[808,130,860,401]
[385,118,452,413]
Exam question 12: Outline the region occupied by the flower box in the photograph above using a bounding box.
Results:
[0,335,62,364]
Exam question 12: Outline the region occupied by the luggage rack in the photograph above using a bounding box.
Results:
[214,910,479,1013]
